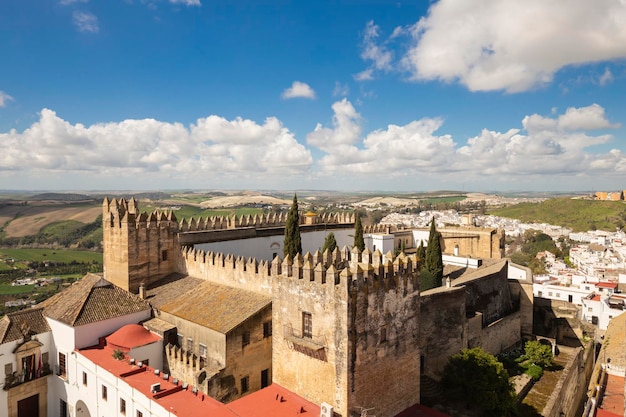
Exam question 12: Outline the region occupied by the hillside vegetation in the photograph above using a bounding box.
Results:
[488,198,626,233]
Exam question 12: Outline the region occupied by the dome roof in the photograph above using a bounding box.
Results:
[106,324,160,351]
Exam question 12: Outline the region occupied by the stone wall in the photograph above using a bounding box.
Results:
[439,227,505,259]
[365,224,506,259]
[455,261,513,325]
[419,286,467,378]
[271,264,350,417]
[7,376,47,417]
[508,263,534,338]
[160,310,224,392]
[221,305,272,403]
[103,198,179,293]
[541,344,594,417]
[160,305,272,404]
[468,312,521,354]
[350,269,421,417]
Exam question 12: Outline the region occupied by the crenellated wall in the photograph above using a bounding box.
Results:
[349,255,421,417]
[103,198,179,293]
[178,211,355,233]
[101,197,522,417]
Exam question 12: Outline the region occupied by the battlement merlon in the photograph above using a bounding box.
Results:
[182,245,419,295]
[102,197,354,237]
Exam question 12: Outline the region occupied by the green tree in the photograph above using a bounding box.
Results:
[353,211,365,251]
[419,268,437,291]
[442,347,517,416]
[322,232,337,253]
[523,340,553,368]
[283,194,302,258]
[416,240,426,261]
[424,218,443,287]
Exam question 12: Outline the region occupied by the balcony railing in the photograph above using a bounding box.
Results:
[3,364,51,391]
[282,325,327,361]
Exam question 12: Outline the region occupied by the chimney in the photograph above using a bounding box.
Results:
[139,283,146,299]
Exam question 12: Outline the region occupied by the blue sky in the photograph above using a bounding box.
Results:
[1,0,626,192]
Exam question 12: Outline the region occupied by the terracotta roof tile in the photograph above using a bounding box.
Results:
[0,307,50,343]
[148,275,271,333]
[43,273,150,326]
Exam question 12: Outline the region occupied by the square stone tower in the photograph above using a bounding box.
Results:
[102,198,179,293]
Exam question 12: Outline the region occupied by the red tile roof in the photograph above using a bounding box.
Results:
[597,374,625,417]
[79,342,322,417]
[106,324,161,352]
[596,282,618,289]
[394,403,452,417]
[79,343,238,417]
[228,383,320,417]
[596,410,622,417]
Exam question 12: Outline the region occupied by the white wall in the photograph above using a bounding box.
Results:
[533,283,589,305]
[507,263,529,281]
[70,349,178,417]
[442,255,481,269]
[365,234,395,254]
[195,228,354,261]
[412,230,429,248]
[129,340,163,372]
[74,310,151,349]
[581,298,626,330]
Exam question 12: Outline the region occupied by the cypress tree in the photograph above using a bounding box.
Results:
[322,232,337,253]
[416,240,426,261]
[353,210,365,251]
[283,194,302,258]
[425,217,443,287]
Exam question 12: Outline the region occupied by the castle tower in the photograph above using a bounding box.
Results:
[102,198,180,293]
[271,252,421,417]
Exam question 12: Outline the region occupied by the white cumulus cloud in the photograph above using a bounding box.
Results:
[0,91,14,108]
[308,100,626,187]
[169,0,201,6]
[307,99,362,153]
[72,11,99,33]
[404,0,626,92]
[355,21,397,81]
[0,109,312,183]
[281,81,316,100]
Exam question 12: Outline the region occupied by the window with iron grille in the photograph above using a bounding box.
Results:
[302,312,312,339]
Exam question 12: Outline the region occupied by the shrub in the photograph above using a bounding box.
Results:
[442,347,517,416]
[524,363,543,380]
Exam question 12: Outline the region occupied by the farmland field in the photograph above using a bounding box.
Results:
[1,202,101,237]
[0,248,102,265]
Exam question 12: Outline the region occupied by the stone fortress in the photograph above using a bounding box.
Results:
[99,197,533,417]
